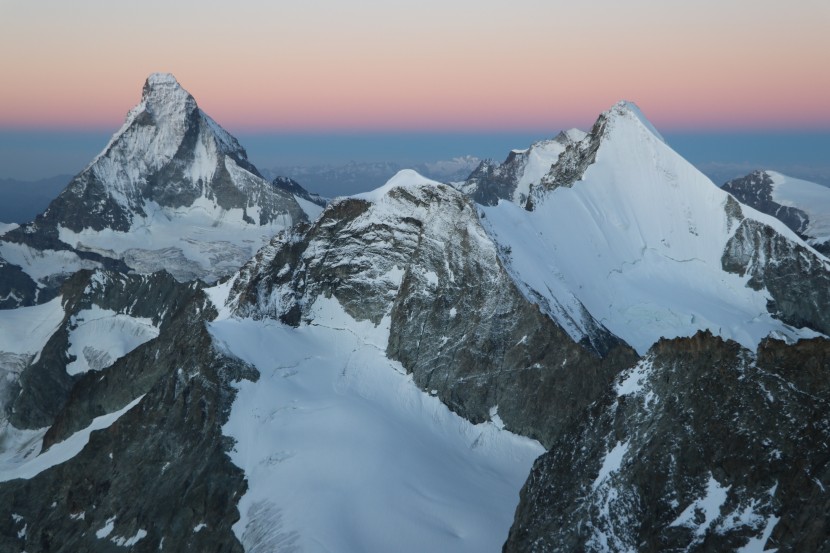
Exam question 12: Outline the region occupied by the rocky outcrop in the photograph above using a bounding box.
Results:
[723,171,810,237]
[8,269,202,430]
[506,331,830,552]
[461,131,585,208]
[723,170,830,256]
[463,153,528,207]
[0,292,253,552]
[722,217,830,336]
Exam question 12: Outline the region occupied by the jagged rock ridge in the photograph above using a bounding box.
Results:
[506,331,830,552]
[458,129,587,207]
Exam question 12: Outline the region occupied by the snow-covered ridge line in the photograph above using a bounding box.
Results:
[478,101,827,354]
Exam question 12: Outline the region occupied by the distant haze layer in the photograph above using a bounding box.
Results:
[0,129,828,198]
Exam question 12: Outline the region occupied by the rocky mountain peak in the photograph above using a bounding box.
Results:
[141,72,193,109]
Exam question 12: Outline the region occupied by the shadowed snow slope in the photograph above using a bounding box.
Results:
[209,290,544,553]
[766,171,830,246]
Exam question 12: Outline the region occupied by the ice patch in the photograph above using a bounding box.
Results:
[0,296,64,358]
[112,528,148,547]
[66,306,159,375]
[670,474,731,536]
[96,516,117,539]
[0,241,99,283]
[489,406,506,430]
[768,170,830,247]
[593,441,629,491]
[294,195,325,220]
[616,359,653,397]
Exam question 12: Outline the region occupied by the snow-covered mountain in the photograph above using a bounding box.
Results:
[0,73,313,289]
[1,94,830,553]
[474,101,830,354]
[723,169,830,255]
[264,156,482,197]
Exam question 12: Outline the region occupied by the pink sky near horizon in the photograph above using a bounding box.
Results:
[1,0,829,133]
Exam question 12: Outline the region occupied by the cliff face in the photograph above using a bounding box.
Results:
[507,331,830,552]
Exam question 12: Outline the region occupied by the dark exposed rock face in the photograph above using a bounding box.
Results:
[464,152,528,207]
[536,121,604,195]
[227,178,636,448]
[723,170,830,256]
[506,331,830,552]
[0,282,254,552]
[0,257,39,309]
[8,269,203,430]
[722,217,830,336]
[723,171,810,237]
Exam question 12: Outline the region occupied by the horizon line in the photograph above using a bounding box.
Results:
[3,123,830,135]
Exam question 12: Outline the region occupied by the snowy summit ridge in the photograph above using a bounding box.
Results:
[478,100,830,354]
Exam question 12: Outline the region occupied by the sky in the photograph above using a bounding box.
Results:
[0,0,828,182]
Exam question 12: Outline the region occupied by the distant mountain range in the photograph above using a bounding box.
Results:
[261,156,482,197]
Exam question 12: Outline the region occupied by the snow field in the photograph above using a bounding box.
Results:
[209,293,544,553]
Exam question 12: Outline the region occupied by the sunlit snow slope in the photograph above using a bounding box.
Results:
[480,102,823,353]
